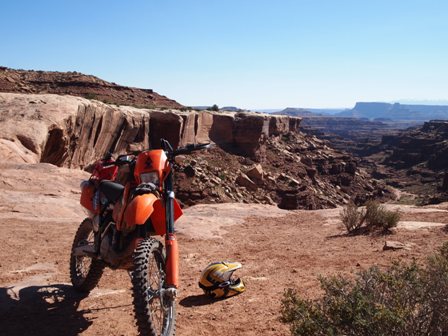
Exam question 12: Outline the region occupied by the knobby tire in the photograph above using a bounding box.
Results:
[69,218,105,292]
[132,238,176,336]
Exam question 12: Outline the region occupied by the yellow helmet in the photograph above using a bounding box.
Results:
[199,261,245,299]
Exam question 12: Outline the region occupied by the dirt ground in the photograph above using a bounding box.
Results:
[1,163,448,336]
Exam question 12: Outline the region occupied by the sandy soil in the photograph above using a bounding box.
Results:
[1,164,447,336]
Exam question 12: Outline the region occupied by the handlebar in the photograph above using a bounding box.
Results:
[106,139,212,165]
[161,138,211,158]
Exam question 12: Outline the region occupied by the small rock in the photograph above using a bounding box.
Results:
[263,195,275,205]
[210,177,221,185]
[267,176,276,183]
[174,155,186,165]
[306,167,317,178]
[184,165,195,177]
[383,241,410,251]
[288,177,301,186]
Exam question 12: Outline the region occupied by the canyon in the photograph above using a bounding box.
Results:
[1,68,447,336]
[0,91,382,210]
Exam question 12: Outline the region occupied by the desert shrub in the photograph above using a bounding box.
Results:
[340,201,365,233]
[339,201,400,234]
[84,93,97,100]
[364,201,400,233]
[281,242,448,336]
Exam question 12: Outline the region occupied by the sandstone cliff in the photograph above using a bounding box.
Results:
[0,93,300,168]
[0,92,390,209]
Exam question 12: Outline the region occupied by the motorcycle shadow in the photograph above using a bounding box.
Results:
[0,284,91,336]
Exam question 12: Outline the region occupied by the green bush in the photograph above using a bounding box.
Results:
[340,201,365,233]
[364,201,400,233]
[339,201,400,234]
[281,243,448,336]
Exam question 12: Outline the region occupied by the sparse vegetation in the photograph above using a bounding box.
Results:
[340,201,365,233]
[281,242,448,336]
[364,200,400,232]
[208,104,219,112]
[340,200,400,234]
[84,93,97,100]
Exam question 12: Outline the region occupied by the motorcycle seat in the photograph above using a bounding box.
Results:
[99,180,125,203]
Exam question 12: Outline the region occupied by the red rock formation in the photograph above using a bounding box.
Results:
[0,93,302,168]
[0,92,390,210]
[0,67,182,109]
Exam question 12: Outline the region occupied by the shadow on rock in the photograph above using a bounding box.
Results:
[179,294,217,307]
[0,284,91,336]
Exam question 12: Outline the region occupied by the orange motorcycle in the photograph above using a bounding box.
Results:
[70,139,209,335]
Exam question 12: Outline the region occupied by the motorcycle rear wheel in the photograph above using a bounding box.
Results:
[69,218,105,292]
[132,238,176,336]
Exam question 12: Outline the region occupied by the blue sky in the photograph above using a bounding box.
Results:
[1,1,447,108]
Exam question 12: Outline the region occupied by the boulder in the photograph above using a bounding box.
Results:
[246,164,264,182]
[236,173,258,191]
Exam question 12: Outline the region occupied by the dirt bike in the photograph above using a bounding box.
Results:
[70,139,209,336]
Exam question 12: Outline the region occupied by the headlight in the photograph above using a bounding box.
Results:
[140,171,159,185]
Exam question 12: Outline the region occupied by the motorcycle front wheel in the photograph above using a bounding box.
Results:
[132,237,176,336]
[69,218,104,292]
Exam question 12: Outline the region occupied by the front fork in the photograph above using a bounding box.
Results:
[164,171,179,289]
[165,233,179,288]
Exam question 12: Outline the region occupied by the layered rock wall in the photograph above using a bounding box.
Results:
[0,67,183,109]
[0,93,301,168]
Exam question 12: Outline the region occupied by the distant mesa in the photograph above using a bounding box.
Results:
[192,105,248,112]
[276,107,323,117]
[220,106,244,112]
[276,103,448,122]
[338,102,448,121]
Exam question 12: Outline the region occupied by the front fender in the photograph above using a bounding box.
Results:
[150,198,183,236]
[124,193,158,228]
[123,194,183,236]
